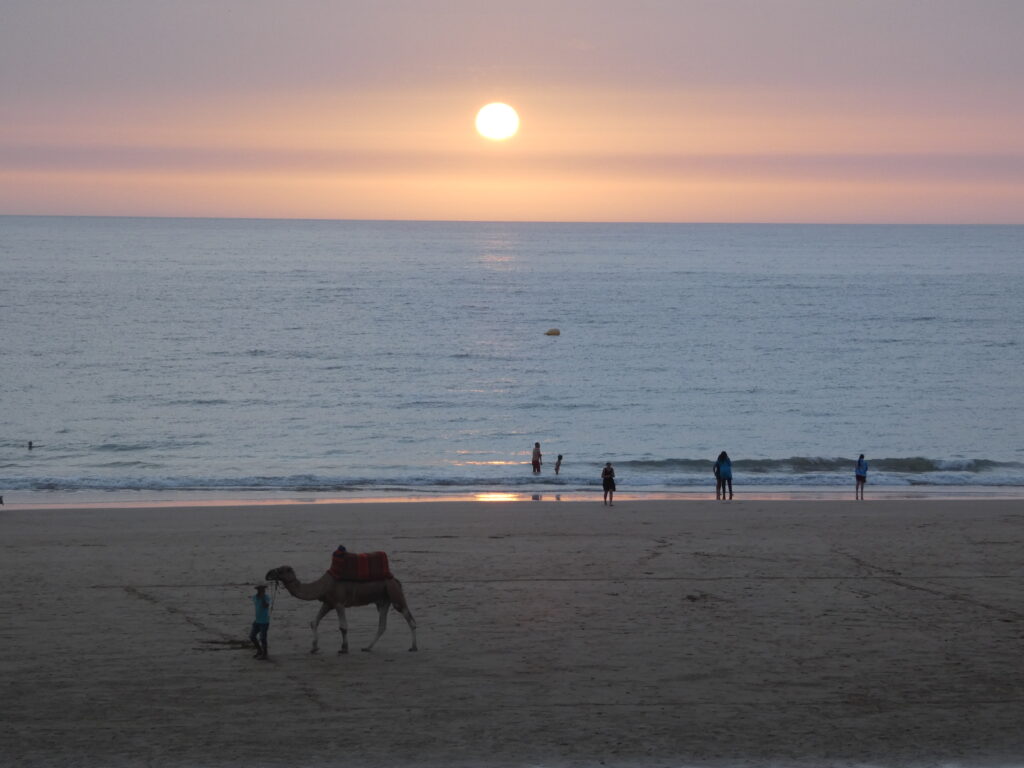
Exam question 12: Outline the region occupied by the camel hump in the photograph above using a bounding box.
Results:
[329,550,392,581]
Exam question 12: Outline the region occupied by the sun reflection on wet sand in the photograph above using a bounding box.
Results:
[8,487,1023,511]
[473,492,521,502]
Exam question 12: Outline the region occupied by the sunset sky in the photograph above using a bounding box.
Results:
[2,0,1023,223]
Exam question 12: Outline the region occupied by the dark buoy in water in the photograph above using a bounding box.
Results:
[544,328,560,336]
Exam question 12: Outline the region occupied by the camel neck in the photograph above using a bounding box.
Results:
[284,571,330,601]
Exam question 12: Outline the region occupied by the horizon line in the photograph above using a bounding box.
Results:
[3,213,1023,227]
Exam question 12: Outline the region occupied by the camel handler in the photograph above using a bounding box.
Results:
[249,583,271,660]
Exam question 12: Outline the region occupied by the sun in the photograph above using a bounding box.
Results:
[475,103,519,140]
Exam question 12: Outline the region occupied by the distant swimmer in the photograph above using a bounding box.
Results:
[555,454,563,475]
[532,442,542,474]
[28,441,33,450]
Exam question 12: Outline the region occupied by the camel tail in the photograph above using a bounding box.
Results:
[385,577,410,612]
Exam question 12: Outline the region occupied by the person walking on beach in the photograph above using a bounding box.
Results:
[249,584,271,660]
[555,454,563,475]
[855,454,868,500]
[532,442,543,474]
[602,461,616,505]
[714,451,733,500]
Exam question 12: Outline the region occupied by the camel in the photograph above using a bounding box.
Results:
[264,565,418,654]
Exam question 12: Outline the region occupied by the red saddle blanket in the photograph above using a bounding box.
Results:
[329,551,392,581]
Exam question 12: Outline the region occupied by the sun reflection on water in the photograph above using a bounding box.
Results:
[454,460,522,466]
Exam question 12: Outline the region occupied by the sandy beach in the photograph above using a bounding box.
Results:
[1,498,1022,767]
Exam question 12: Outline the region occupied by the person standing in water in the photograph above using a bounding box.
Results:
[855,454,868,500]
[601,461,616,506]
[713,451,733,500]
[554,454,563,475]
[532,442,543,474]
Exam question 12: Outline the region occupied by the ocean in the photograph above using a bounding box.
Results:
[1,216,1022,504]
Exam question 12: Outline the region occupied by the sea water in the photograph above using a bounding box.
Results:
[1,216,1022,503]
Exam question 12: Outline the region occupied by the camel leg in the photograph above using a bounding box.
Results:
[385,577,419,652]
[336,606,349,654]
[310,603,331,654]
[362,601,390,652]
[401,606,418,652]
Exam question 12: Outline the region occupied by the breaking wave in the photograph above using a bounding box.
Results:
[617,456,1020,475]
[4,455,1024,494]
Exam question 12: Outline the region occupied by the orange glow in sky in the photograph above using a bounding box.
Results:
[2,2,1023,223]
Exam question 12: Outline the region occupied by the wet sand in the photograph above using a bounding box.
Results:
[1,499,1022,767]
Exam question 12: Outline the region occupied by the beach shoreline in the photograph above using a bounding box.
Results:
[5,484,1024,510]
[2,498,1022,767]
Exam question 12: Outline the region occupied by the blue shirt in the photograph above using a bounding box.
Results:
[716,459,732,479]
[856,458,868,477]
[252,593,271,624]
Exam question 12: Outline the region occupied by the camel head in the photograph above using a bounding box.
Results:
[265,566,295,583]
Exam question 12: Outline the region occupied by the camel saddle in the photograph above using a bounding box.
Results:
[329,550,393,582]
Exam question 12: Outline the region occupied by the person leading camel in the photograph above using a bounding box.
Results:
[249,584,271,660]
